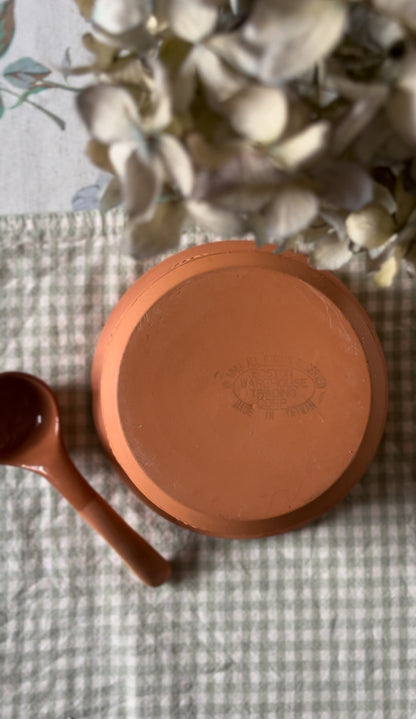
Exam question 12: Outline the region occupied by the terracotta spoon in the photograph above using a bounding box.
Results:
[0,372,171,586]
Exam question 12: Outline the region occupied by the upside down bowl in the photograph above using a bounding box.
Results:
[91,241,388,538]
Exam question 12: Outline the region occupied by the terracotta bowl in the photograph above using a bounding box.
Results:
[91,241,388,538]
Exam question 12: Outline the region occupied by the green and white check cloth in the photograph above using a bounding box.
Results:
[0,210,415,719]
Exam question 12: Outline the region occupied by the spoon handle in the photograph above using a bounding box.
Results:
[42,445,171,586]
[79,495,171,587]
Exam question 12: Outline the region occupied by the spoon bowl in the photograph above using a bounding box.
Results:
[0,373,57,465]
[0,372,171,586]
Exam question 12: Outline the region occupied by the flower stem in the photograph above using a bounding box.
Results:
[0,84,66,130]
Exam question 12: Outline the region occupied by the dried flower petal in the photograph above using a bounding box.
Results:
[186,200,245,236]
[99,177,123,211]
[346,202,395,249]
[373,256,398,286]
[310,235,353,270]
[396,208,416,246]
[92,24,157,53]
[332,90,388,156]
[249,0,348,84]
[157,134,194,197]
[223,85,287,144]
[269,121,330,170]
[350,111,407,166]
[365,11,404,51]
[372,0,416,33]
[207,32,261,79]
[109,140,143,176]
[74,0,96,21]
[186,133,243,170]
[373,247,405,287]
[386,54,416,147]
[404,242,416,275]
[194,148,283,212]
[253,185,319,244]
[325,75,387,102]
[140,58,172,133]
[124,150,160,220]
[129,201,186,257]
[161,38,197,112]
[315,161,374,212]
[394,175,416,227]
[86,139,114,173]
[194,46,247,104]
[82,33,116,69]
[320,209,348,242]
[367,233,398,260]
[387,88,416,147]
[162,0,219,42]
[92,0,152,35]
[373,182,397,215]
[77,85,142,144]
[101,56,146,85]
[171,51,197,114]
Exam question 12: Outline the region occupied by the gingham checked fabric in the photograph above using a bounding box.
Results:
[0,210,415,719]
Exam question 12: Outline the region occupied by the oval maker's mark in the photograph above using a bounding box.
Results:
[220,357,327,419]
[234,366,315,410]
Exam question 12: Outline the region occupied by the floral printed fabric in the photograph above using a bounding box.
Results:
[0,1,97,214]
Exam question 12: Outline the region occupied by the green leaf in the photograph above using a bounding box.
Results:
[0,0,14,58]
[3,56,51,89]
[72,184,100,211]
